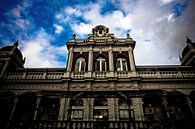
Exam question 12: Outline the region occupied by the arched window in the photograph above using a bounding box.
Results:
[95,57,107,71]
[94,97,108,121]
[116,57,128,71]
[75,57,86,72]
[71,98,83,106]
[70,98,84,120]
[94,98,108,106]
[118,98,133,120]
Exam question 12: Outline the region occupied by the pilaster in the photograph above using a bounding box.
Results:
[161,96,170,118]
[9,97,19,120]
[83,98,90,120]
[90,98,94,121]
[58,97,66,120]
[186,96,195,118]
[128,47,136,72]
[108,98,115,120]
[67,47,73,72]
[132,98,144,120]
[64,98,70,120]
[33,96,41,120]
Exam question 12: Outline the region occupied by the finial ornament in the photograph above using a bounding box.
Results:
[186,36,192,43]
[71,34,76,40]
[127,33,130,38]
[14,40,19,46]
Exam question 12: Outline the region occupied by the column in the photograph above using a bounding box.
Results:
[186,96,195,118]
[132,98,144,120]
[115,98,119,120]
[108,98,115,120]
[33,96,41,120]
[108,47,114,71]
[9,97,19,120]
[88,48,93,71]
[64,98,70,120]
[58,98,66,120]
[90,98,94,121]
[128,47,136,72]
[67,47,73,72]
[83,98,90,120]
[161,96,170,118]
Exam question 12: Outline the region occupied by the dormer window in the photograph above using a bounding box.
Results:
[75,57,86,72]
[116,57,128,71]
[95,57,107,71]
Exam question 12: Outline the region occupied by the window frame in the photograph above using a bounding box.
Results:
[116,57,128,71]
[75,57,86,72]
[95,57,107,71]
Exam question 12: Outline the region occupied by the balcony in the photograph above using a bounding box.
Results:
[5,120,194,129]
[5,69,195,80]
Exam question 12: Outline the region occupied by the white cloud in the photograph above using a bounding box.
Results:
[21,29,68,68]
[158,0,175,5]
[65,7,81,16]
[71,23,93,37]
[54,24,64,34]
[55,0,194,65]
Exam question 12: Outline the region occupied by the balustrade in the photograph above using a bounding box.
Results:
[5,70,195,80]
[94,71,107,78]
[6,120,193,129]
[73,72,84,79]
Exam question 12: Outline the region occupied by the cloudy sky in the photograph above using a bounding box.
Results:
[0,0,194,68]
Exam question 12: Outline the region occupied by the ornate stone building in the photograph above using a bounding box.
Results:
[0,25,195,129]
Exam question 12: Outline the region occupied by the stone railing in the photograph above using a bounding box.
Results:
[6,72,23,79]
[46,72,64,79]
[115,71,129,78]
[5,70,195,80]
[5,120,194,129]
[72,72,85,79]
[6,71,65,80]
[137,71,195,79]
[93,71,107,78]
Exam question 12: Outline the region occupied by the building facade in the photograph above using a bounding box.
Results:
[0,25,195,129]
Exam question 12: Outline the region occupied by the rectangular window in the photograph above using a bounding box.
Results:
[101,60,106,71]
[80,61,85,72]
[94,109,109,121]
[122,60,127,71]
[119,109,129,120]
[96,60,100,71]
[71,109,83,120]
[75,62,80,72]
[116,60,121,71]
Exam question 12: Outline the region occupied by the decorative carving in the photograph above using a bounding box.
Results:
[92,25,109,37]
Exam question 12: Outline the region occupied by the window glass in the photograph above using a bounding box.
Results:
[71,98,83,106]
[71,109,83,120]
[94,109,108,121]
[122,60,127,71]
[80,61,85,72]
[95,60,100,71]
[95,57,106,71]
[116,60,121,71]
[101,60,106,71]
[75,61,80,71]
[75,57,85,72]
[119,110,129,120]
[118,98,133,120]
[116,58,128,71]
[94,98,108,106]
